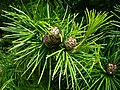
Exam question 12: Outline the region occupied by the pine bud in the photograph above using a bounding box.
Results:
[65,37,76,51]
[43,26,61,48]
[106,63,117,74]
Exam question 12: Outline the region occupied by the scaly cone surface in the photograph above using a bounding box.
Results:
[43,26,61,48]
[65,37,76,51]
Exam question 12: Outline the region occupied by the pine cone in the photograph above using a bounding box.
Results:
[106,63,117,74]
[43,26,61,48]
[65,37,76,51]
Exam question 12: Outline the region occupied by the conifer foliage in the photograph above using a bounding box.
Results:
[0,0,120,90]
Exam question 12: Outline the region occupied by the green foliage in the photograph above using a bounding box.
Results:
[83,4,120,90]
[0,0,119,90]
[110,5,120,45]
[0,38,48,90]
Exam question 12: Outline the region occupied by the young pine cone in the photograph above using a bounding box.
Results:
[106,63,117,74]
[43,26,61,48]
[65,37,76,51]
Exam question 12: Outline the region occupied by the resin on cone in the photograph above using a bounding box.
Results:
[43,26,61,48]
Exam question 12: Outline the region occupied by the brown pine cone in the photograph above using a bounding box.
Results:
[65,37,76,51]
[43,26,61,48]
[106,63,117,74]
